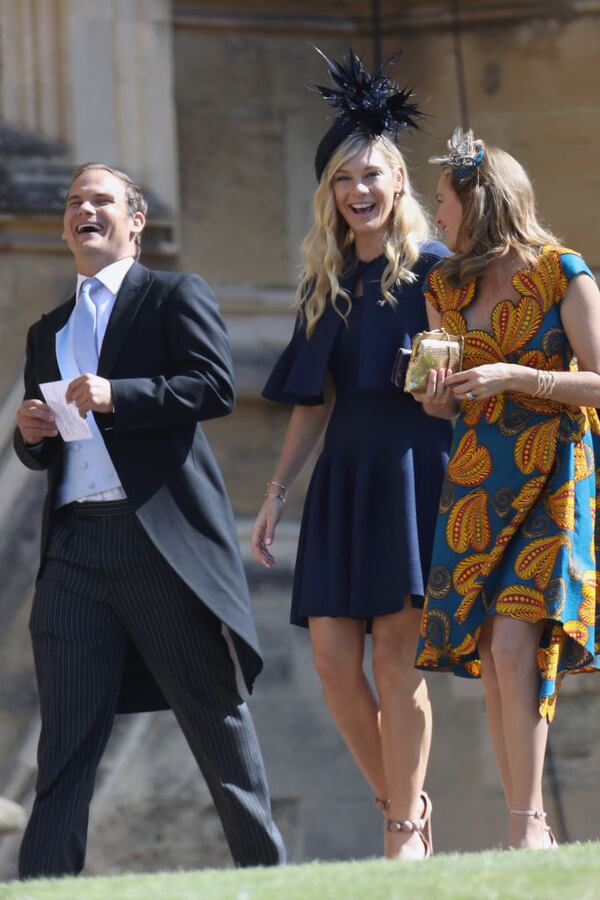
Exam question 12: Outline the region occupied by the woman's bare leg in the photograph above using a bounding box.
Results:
[309,616,386,798]
[478,617,513,809]
[489,615,551,848]
[372,603,432,859]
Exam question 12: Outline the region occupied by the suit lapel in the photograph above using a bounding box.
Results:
[98,262,153,377]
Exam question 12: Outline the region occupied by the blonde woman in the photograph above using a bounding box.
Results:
[413,129,600,849]
[251,51,452,859]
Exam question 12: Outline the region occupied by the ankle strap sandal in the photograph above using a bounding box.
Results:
[510,808,558,848]
[374,791,430,816]
[385,791,433,857]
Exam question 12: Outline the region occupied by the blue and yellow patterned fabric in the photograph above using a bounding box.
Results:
[416,245,600,720]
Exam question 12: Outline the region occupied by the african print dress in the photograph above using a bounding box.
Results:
[416,245,600,720]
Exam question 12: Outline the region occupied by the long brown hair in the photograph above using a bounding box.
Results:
[436,142,559,288]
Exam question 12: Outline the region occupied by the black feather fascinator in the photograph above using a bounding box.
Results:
[313,48,423,181]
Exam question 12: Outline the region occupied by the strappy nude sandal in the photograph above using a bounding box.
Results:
[374,792,429,821]
[385,791,433,858]
[510,808,558,849]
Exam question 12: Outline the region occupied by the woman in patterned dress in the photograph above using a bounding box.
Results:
[412,129,600,850]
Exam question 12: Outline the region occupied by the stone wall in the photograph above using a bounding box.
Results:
[173,0,600,289]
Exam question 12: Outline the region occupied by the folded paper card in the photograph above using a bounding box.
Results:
[40,380,93,442]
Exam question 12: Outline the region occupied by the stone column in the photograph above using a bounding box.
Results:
[0,0,62,136]
[65,0,179,212]
[0,0,179,212]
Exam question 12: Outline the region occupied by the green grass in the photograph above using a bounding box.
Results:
[1,842,599,900]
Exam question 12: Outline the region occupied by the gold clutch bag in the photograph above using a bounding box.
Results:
[403,329,464,394]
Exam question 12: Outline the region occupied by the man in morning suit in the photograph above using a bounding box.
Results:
[14,163,285,878]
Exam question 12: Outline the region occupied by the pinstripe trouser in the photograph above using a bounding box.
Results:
[19,501,285,879]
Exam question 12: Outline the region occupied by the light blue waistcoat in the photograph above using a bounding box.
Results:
[54,316,122,508]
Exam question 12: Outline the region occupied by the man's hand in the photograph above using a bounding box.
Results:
[16,400,58,445]
[65,374,114,418]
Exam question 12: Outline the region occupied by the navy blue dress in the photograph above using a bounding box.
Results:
[263,242,453,628]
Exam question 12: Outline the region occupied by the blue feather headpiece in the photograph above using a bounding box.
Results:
[313,48,423,181]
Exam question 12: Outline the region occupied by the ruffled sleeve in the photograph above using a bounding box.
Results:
[262,306,341,406]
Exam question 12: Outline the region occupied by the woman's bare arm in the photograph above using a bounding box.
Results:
[251,375,336,566]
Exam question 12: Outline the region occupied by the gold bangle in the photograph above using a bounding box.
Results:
[532,369,555,398]
[267,479,287,494]
[264,491,286,503]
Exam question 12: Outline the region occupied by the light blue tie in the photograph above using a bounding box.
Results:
[73,277,101,374]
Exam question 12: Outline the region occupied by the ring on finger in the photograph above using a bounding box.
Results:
[465,390,476,401]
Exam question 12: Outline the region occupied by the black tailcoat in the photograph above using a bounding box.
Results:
[14,262,260,711]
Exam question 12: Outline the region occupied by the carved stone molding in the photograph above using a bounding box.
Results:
[172,0,600,34]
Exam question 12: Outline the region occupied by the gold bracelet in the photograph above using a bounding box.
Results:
[264,491,286,503]
[532,369,545,397]
[532,369,555,398]
[267,479,287,494]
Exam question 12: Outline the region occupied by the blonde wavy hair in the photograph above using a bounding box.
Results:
[436,141,559,288]
[297,132,430,337]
